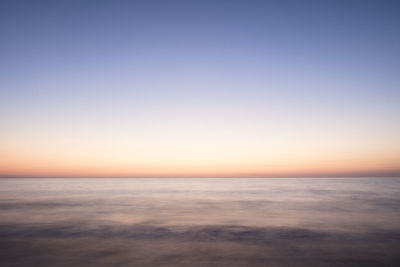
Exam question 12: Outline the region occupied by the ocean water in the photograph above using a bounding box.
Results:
[0,178,399,266]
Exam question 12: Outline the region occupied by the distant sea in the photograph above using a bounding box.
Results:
[1,178,399,266]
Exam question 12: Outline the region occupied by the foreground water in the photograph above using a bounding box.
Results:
[0,178,399,266]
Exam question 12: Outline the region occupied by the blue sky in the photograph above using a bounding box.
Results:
[1,0,399,177]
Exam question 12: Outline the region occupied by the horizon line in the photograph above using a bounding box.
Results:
[1,174,400,179]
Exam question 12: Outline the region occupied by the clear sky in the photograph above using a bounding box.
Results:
[1,0,399,178]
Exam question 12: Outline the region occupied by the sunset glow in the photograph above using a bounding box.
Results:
[1,0,399,178]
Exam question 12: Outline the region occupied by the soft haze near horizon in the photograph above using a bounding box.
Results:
[1,0,400,178]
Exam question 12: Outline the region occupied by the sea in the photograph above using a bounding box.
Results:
[0,178,399,266]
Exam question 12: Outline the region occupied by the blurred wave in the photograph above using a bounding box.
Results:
[0,178,399,266]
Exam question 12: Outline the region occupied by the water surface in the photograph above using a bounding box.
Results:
[1,178,399,266]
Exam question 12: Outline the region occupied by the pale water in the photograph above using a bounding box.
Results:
[0,178,399,266]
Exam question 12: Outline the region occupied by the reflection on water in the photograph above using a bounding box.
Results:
[0,178,399,266]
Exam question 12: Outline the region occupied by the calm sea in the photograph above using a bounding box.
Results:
[0,178,399,266]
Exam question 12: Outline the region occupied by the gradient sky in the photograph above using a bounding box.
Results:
[1,0,399,177]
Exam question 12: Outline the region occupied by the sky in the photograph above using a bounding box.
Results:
[0,0,399,178]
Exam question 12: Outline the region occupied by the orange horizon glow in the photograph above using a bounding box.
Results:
[1,145,399,178]
[1,113,399,178]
